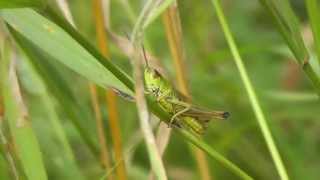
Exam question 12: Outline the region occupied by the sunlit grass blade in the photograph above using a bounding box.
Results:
[1,40,48,180]
[210,0,289,180]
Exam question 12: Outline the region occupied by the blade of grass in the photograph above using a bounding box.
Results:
[258,0,320,96]
[93,0,127,179]
[306,0,320,65]
[161,2,211,180]
[210,0,289,180]
[1,40,48,180]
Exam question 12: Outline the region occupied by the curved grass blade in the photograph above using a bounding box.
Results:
[0,8,133,97]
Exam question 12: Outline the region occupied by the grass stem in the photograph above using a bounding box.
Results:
[210,0,289,180]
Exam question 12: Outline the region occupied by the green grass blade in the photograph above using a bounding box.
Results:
[0,8,133,96]
[210,0,289,180]
[0,0,44,9]
[306,0,320,65]
[258,0,320,95]
[1,40,48,180]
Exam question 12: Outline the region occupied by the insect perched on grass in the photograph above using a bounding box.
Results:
[142,48,230,136]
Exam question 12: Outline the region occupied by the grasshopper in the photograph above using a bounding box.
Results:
[142,48,229,135]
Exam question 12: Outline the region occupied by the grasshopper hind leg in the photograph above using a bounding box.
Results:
[168,105,191,127]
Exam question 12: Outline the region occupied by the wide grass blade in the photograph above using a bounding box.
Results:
[1,40,48,180]
[0,8,133,97]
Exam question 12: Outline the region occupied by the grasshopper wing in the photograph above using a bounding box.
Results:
[182,106,230,122]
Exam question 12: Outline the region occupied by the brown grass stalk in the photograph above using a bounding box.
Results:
[56,0,113,173]
[93,0,127,179]
[161,2,211,180]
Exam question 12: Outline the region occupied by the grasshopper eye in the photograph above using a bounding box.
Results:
[151,69,161,78]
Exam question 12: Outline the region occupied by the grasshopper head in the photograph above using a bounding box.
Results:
[144,67,162,95]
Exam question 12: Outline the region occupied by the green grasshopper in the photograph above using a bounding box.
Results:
[142,48,229,135]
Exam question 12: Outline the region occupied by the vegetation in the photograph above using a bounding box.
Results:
[0,0,319,180]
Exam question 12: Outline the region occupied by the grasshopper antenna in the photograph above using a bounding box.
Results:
[141,45,149,67]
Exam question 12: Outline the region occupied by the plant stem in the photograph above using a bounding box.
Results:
[210,0,289,180]
[161,2,211,180]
